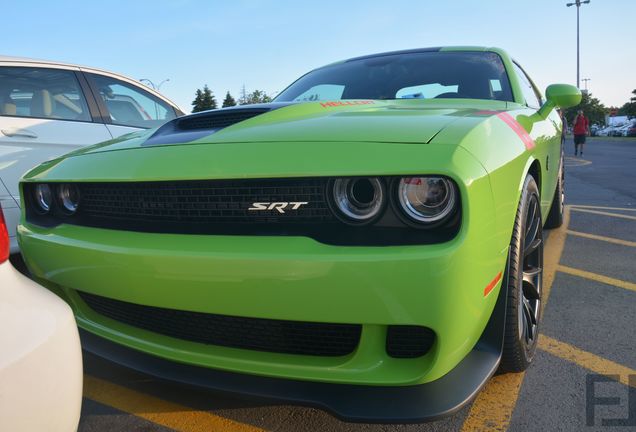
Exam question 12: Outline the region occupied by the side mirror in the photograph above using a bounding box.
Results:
[538,84,582,118]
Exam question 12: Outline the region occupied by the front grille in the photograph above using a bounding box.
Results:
[24,178,461,246]
[386,325,436,358]
[77,178,332,225]
[177,108,270,130]
[78,291,362,357]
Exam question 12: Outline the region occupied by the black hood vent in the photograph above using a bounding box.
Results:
[143,102,296,147]
[177,108,271,131]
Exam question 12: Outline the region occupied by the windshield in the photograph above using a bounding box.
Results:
[275,51,513,103]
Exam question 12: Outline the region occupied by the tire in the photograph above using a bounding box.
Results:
[500,174,543,372]
[545,153,564,229]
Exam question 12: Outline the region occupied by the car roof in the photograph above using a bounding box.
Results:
[343,46,494,63]
[0,54,84,68]
[0,54,184,113]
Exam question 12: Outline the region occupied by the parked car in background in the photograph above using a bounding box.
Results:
[609,124,628,136]
[0,56,185,253]
[596,126,610,136]
[0,204,82,431]
[590,124,600,136]
[626,120,636,137]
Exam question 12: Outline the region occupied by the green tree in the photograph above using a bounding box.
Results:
[239,89,272,105]
[222,91,237,108]
[191,85,217,112]
[564,91,607,126]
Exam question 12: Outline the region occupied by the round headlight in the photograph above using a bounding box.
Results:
[58,184,80,214]
[331,177,384,223]
[397,177,457,223]
[34,184,53,213]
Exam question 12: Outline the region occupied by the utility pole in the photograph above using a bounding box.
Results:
[566,0,591,89]
[582,78,591,92]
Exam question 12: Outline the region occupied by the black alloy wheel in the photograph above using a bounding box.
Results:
[500,174,543,372]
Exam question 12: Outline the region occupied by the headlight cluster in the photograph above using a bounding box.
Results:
[397,177,457,223]
[32,183,80,215]
[329,176,458,227]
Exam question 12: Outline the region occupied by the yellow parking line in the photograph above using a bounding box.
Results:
[567,230,636,248]
[460,373,525,432]
[460,206,571,431]
[569,205,636,212]
[543,206,571,306]
[570,208,636,221]
[539,335,636,388]
[557,265,636,292]
[83,375,264,432]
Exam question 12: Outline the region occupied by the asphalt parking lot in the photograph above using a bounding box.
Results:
[77,137,635,432]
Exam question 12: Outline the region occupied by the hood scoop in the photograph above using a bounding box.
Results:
[143,104,292,147]
[177,108,271,130]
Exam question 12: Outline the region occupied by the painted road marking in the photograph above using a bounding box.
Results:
[570,207,636,221]
[542,206,571,306]
[83,375,264,432]
[460,207,571,432]
[539,335,636,388]
[460,373,525,432]
[567,229,636,248]
[564,156,592,167]
[557,265,636,293]
[570,205,636,212]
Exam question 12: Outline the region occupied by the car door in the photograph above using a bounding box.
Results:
[0,64,112,252]
[83,72,179,139]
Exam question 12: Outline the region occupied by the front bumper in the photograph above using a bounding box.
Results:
[17,138,508,390]
[20,215,506,388]
[80,275,505,424]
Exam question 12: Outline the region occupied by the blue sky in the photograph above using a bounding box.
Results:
[4,0,634,112]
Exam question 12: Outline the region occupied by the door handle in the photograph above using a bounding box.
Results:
[1,128,38,138]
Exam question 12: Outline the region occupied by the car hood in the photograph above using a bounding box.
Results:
[66,99,512,157]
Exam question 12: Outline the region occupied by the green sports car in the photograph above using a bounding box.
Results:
[18,47,580,422]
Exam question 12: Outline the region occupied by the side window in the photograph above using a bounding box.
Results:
[512,63,542,109]
[88,73,176,128]
[0,66,91,121]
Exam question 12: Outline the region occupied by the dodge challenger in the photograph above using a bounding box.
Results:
[17,46,581,422]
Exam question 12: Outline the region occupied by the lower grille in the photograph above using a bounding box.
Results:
[386,325,436,358]
[78,291,361,357]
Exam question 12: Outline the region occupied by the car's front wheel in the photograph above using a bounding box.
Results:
[500,174,543,372]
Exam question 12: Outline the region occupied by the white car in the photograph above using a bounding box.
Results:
[0,56,184,253]
[0,205,82,431]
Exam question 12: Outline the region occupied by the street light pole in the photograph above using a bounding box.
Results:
[139,78,170,92]
[566,0,590,89]
[139,78,170,119]
[582,78,591,92]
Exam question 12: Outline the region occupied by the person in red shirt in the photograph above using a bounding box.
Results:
[573,109,590,157]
